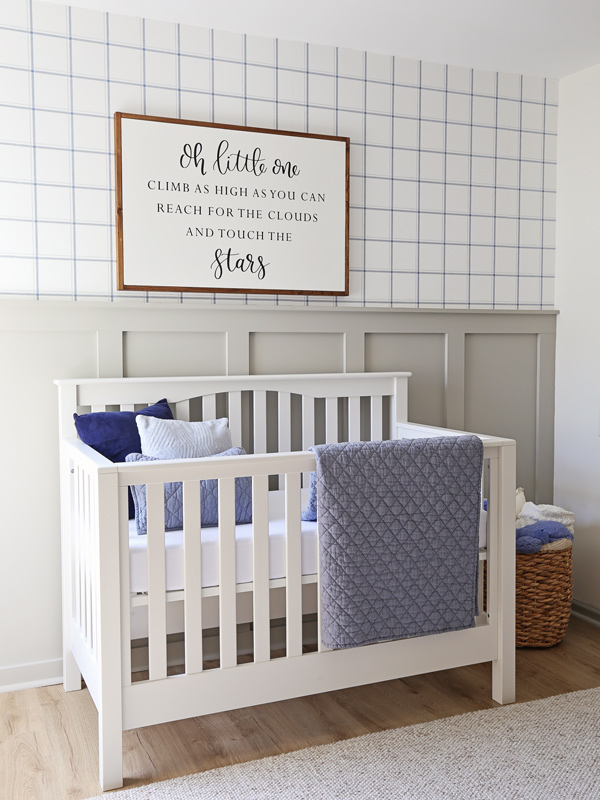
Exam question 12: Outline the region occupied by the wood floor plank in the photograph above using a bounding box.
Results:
[2,617,600,799]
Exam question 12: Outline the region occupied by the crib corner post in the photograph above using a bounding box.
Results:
[97,468,124,790]
[491,441,516,705]
[98,706,124,791]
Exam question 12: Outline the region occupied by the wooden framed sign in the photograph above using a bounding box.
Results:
[115,113,349,295]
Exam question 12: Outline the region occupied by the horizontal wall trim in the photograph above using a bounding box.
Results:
[0,300,559,336]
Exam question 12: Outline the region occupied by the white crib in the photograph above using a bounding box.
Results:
[55,372,516,791]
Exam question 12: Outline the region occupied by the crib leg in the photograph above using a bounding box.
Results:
[63,648,82,692]
[492,653,515,705]
[98,706,123,791]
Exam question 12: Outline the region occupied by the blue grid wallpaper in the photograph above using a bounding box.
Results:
[0,0,558,308]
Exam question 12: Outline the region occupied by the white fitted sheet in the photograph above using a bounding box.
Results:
[128,492,487,594]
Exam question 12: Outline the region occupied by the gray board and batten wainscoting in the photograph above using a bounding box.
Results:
[0,301,555,690]
[2,301,556,502]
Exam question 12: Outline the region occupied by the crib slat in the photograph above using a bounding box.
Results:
[370,396,383,441]
[285,472,303,658]
[252,474,270,663]
[278,391,291,489]
[91,405,106,413]
[348,396,361,441]
[175,399,191,422]
[218,477,237,669]
[84,472,92,646]
[90,473,98,654]
[302,396,315,450]
[325,397,338,444]
[120,404,135,412]
[203,394,217,421]
[228,391,242,447]
[278,392,291,452]
[253,390,267,454]
[119,486,132,687]
[146,483,167,681]
[302,396,315,486]
[183,480,203,674]
[77,465,85,635]
[74,465,82,631]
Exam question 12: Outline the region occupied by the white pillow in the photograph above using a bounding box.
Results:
[136,415,232,459]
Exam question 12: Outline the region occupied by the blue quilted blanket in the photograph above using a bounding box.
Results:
[312,436,484,649]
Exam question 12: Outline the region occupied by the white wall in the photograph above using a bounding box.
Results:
[554,64,600,612]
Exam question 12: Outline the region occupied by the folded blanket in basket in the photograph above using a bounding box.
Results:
[515,520,573,554]
[516,501,575,536]
[312,436,484,650]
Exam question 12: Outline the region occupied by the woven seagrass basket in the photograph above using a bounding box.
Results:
[484,538,573,648]
[514,538,573,648]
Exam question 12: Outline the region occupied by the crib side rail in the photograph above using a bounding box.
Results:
[395,421,515,448]
[116,450,315,694]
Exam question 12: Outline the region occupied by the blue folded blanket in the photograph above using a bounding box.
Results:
[516,521,573,554]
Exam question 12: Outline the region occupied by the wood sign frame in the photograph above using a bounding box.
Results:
[115,113,349,296]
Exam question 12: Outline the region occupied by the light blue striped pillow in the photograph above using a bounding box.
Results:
[136,415,232,459]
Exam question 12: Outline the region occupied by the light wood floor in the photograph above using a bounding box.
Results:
[2,616,600,800]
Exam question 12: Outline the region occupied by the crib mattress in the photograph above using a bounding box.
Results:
[128,492,487,594]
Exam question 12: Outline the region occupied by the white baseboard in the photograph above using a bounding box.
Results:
[0,658,63,693]
[571,600,600,629]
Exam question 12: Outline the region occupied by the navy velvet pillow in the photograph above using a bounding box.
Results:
[73,399,174,517]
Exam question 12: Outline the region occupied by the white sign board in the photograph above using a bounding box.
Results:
[115,113,349,296]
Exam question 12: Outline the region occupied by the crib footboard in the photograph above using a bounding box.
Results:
[61,438,124,791]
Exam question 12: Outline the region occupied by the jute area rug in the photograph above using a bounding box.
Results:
[86,687,600,799]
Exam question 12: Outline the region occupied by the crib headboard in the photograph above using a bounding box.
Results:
[55,372,411,454]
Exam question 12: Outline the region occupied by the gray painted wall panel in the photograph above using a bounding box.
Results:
[464,333,539,499]
[124,331,227,377]
[365,332,446,427]
[249,332,344,375]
